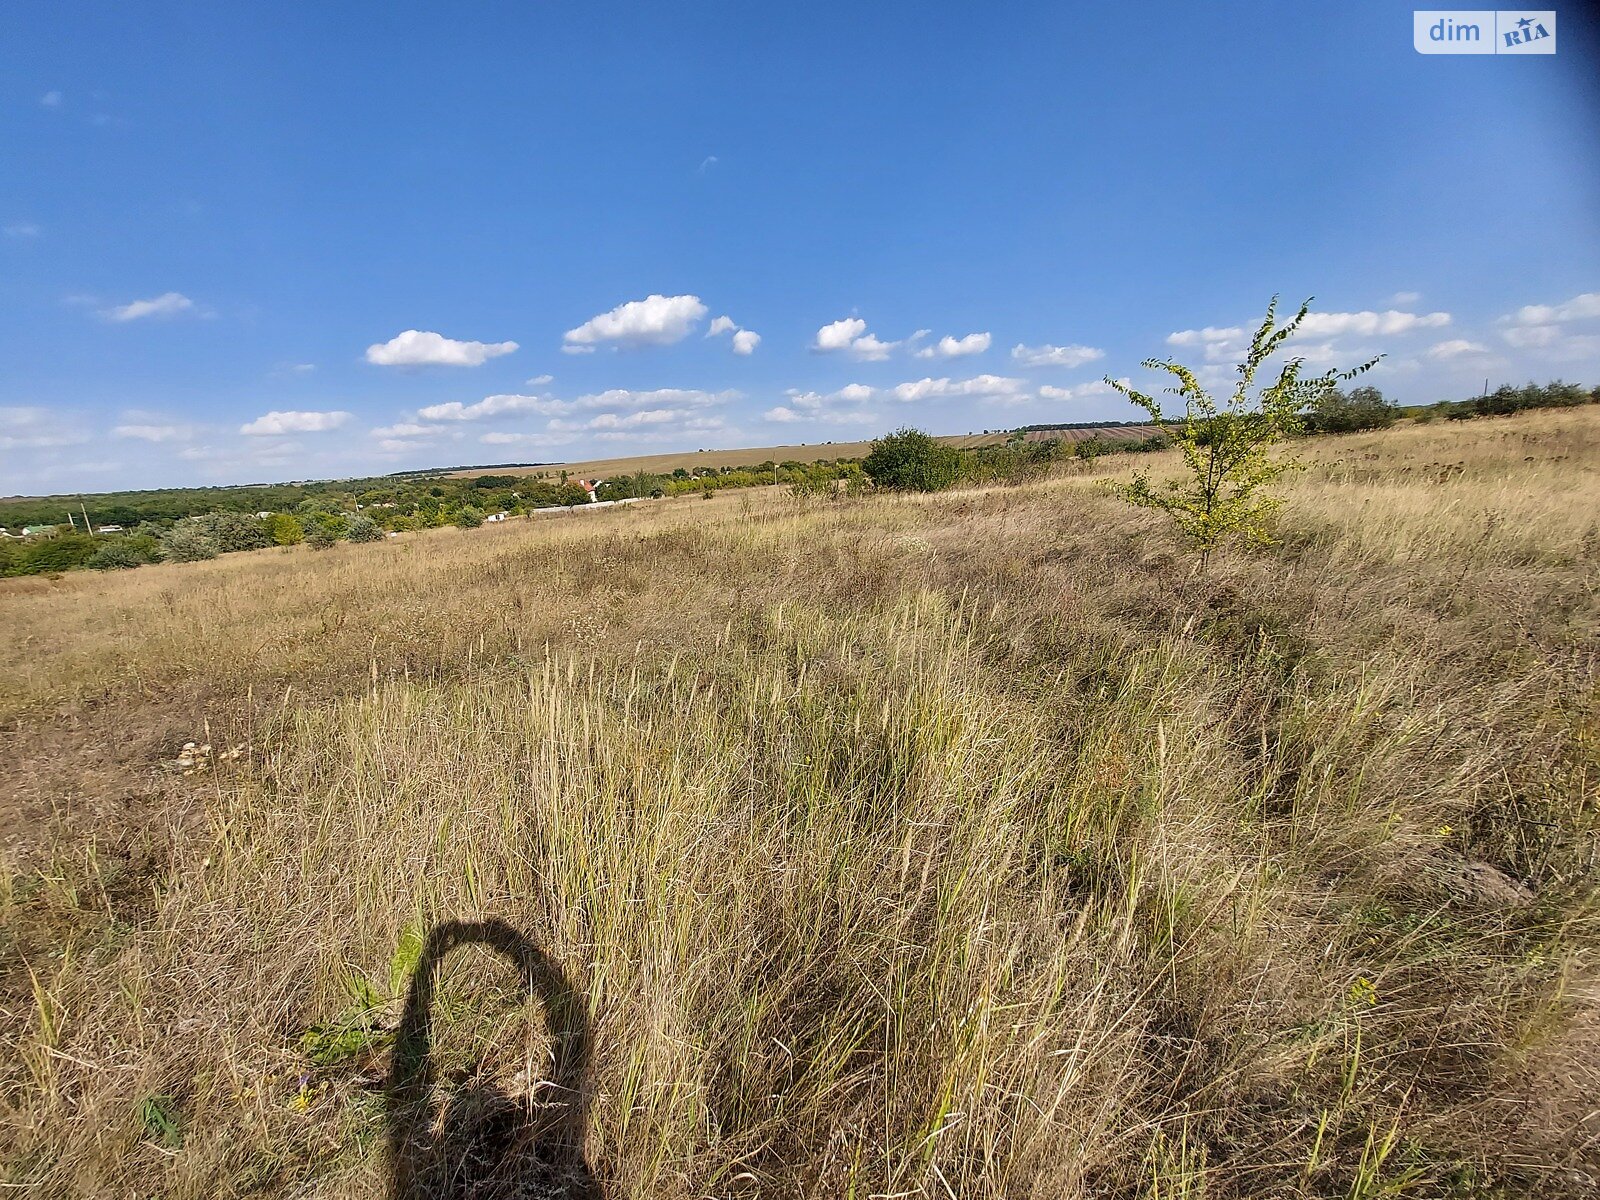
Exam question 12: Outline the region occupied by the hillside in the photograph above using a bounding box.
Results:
[0,425,1157,534]
[444,424,1155,481]
[2,410,1596,1198]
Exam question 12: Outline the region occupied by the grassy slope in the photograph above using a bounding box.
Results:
[1,411,1596,1198]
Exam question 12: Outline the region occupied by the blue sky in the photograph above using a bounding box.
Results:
[3,2,1598,494]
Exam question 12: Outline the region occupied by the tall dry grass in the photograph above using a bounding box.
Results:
[2,410,1597,1198]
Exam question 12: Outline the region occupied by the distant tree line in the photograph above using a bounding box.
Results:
[1421,380,1598,422]
[0,457,871,577]
[858,427,1171,493]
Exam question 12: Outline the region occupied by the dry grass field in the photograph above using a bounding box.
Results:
[445,426,1152,481]
[2,410,1597,1198]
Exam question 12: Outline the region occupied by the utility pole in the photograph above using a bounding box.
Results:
[81,501,92,535]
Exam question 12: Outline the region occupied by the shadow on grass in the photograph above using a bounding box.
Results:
[388,919,602,1199]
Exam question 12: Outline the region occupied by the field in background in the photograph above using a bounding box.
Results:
[2,410,1597,1198]
[446,425,1154,480]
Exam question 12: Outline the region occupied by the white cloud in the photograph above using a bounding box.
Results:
[0,405,87,450]
[707,314,761,354]
[562,294,707,352]
[1,432,87,450]
[1038,379,1127,402]
[40,91,62,108]
[1494,292,1600,359]
[585,408,690,430]
[526,373,553,386]
[769,372,1113,420]
[764,383,880,424]
[418,394,556,421]
[369,422,446,438]
[3,222,41,239]
[548,401,729,441]
[891,374,1030,404]
[814,318,867,351]
[0,434,83,450]
[287,362,315,374]
[1504,292,1600,326]
[365,329,518,367]
[1165,326,1244,348]
[0,405,49,430]
[1163,310,1447,365]
[849,333,898,360]
[1292,341,1344,366]
[478,430,579,448]
[1501,325,1559,348]
[916,332,992,359]
[113,423,191,442]
[102,291,195,321]
[1295,309,1451,338]
[239,410,352,436]
[1426,339,1490,360]
[576,387,733,413]
[421,386,734,425]
[813,317,901,359]
[1387,291,1422,306]
[1499,327,1600,361]
[1166,311,1449,346]
[1011,342,1106,368]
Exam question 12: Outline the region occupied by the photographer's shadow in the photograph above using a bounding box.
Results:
[387,919,602,1199]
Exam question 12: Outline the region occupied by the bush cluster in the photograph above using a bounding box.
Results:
[1425,380,1598,423]
[1302,385,1399,433]
[862,429,961,492]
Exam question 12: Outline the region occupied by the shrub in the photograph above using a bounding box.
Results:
[271,513,305,545]
[1108,296,1377,570]
[88,541,144,570]
[455,506,485,529]
[1306,385,1398,433]
[1540,381,1589,408]
[1476,384,1523,417]
[305,523,338,550]
[197,511,273,554]
[346,515,383,543]
[159,522,220,563]
[863,428,961,492]
[6,534,99,575]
